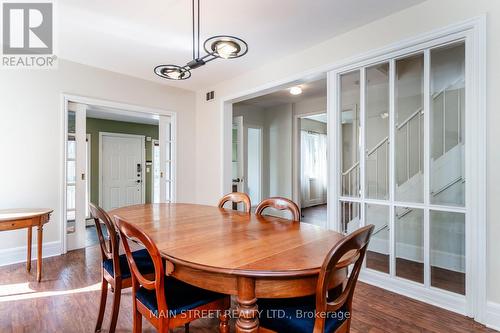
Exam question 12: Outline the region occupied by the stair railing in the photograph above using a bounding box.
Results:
[396,107,424,186]
[342,161,359,197]
[366,136,389,198]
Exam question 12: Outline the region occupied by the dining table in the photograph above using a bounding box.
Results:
[110,203,347,333]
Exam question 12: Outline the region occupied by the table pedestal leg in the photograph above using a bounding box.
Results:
[236,277,259,333]
[27,227,32,272]
[37,225,43,282]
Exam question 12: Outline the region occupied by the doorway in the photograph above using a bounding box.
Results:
[63,95,176,252]
[298,113,327,226]
[230,79,327,219]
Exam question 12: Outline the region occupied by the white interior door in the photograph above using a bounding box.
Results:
[101,134,144,210]
[66,102,87,251]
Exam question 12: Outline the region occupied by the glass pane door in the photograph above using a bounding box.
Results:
[336,40,467,297]
[159,115,175,202]
[66,103,87,251]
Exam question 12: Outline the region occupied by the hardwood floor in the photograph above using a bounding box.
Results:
[301,204,327,226]
[0,245,492,333]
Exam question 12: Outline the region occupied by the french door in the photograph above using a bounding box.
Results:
[332,39,472,311]
[66,102,87,251]
[159,115,175,203]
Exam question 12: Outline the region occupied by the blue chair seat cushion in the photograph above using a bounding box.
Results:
[136,278,226,316]
[257,295,349,333]
[103,248,154,279]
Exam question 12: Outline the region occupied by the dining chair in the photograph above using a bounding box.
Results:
[255,197,301,221]
[257,224,374,333]
[217,192,251,213]
[115,216,231,333]
[89,203,155,333]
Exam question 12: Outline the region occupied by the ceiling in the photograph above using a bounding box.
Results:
[86,105,159,125]
[304,114,327,123]
[58,0,425,91]
[238,78,327,109]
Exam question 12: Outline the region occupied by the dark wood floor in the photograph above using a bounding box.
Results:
[301,204,327,226]
[0,245,492,333]
[366,251,466,295]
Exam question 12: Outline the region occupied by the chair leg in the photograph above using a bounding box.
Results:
[95,276,108,332]
[185,322,190,333]
[108,280,122,333]
[219,311,229,333]
[133,306,142,333]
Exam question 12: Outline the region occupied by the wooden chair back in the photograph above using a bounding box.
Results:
[217,192,251,213]
[114,216,168,315]
[89,203,121,276]
[313,225,374,332]
[255,197,301,221]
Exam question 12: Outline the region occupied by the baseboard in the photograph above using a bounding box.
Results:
[486,301,500,331]
[0,241,62,267]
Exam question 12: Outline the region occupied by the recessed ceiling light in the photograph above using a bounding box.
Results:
[290,86,302,95]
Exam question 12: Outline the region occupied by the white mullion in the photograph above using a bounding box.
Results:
[390,201,467,213]
[360,68,366,203]
[389,59,396,277]
[423,49,431,288]
[359,68,367,269]
[328,70,341,232]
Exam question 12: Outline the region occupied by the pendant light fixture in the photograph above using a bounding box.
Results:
[154,0,248,80]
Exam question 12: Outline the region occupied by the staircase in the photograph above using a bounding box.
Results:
[342,82,465,237]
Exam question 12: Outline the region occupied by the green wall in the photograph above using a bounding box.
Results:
[86,117,159,205]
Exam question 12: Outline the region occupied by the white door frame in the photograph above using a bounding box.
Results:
[219,17,486,322]
[233,116,245,193]
[329,21,485,319]
[152,139,160,203]
[61,94,177,254]
[98,132,146,208]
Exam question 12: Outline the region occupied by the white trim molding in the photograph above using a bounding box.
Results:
[0,241,61,267]
[486,302,500,331]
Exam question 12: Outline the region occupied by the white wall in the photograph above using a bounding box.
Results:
[267,104,293,198]
[0,59,196,261]
[294,96,327,116]
[233,104,270,199]
[194,0,500,303]
[233,103,294,200]
[301,118,327,134]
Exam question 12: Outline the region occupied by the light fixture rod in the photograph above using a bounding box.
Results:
[197,0,200,59]
[155,0,248,80]
[192,0,195,60]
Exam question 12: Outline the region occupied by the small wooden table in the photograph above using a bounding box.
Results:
[111,203,346,333]
[0,208,53,282]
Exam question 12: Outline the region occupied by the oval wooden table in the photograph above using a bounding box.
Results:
[110,203,346,333]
